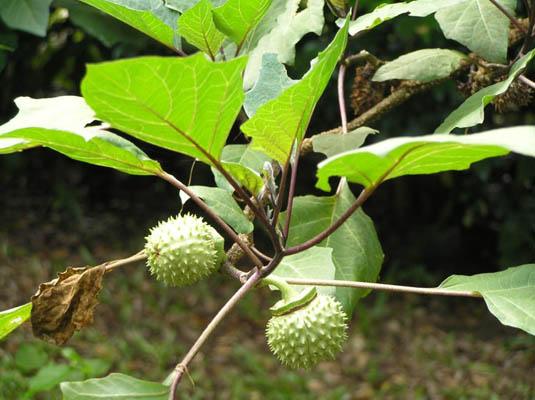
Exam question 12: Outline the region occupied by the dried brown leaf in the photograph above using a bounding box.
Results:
[31,265,105,345]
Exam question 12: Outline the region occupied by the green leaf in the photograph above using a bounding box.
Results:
[0,97,162,175]
[435,50,535,133]
[213,0,272,50]
[243,53,296,118]
[60,0,150,48]
[15,344,49,373]
[0,0,53,37]
[0,303,31,340]
[316,126,535,191]
[177,0,226,59]
[61,373,169,399]
[435,0,516,63]
[0,96,96,154]
[27,363,75,396]
[164,0,226,13]
[274,247,337,298]
[81,54,247,165]
[440,264,535,336]
[180,185,254,234]
[241,0,324,88]
[242,19,349,163]
[341,0,465,36]
[80,0,180,49]
[3,128,163,175]
[212,144,270,194]
[312,127,378,158]
[284,182,384,315]
[373,49,468,83]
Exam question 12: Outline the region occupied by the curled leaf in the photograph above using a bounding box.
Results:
[31,266,105,345]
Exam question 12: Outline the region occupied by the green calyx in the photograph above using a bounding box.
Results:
[262,275,317,316]
[264,275,348,369]
[144,214,225,287]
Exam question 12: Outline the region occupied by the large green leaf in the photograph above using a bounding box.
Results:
[373,49,468,83]
[241,19,348,164]
[440,264,535,336]
[435,50,535,133]
[274,247,336,298]
[61,373,169,399]
[316,126,535,191]
[80,0,180,49]
[177,0,226,59]
[213,0,272,50]
[340,0,465,36]
[0,303,32,340]
[435,0,516,63]
[180,185,254,234]
[284,182,384,315]
[243,53,296,118]
[0,97,162,175]
[0,0,53,37]
[241,0,324,88]
[81,54,247,165]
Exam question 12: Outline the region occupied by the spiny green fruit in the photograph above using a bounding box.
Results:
[144,214,225,287]
[266,294,348,369]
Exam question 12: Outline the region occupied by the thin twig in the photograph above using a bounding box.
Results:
[338,63,349,134]
[271,158,290,233]
[519,74,535,88]
[103,250,147,273]
[489,0,527,34]
[158,172,263,268]
[169,269,262,399]
[282,144,302,245]
[283,278,482,298]
[351,0,360,20]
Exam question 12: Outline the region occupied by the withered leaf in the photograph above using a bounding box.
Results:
[31,265,105,345]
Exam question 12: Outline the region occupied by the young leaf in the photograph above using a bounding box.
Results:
[242,0,324,88]
[242,19,349,164]
[80,0,180,49]
[212,144,270,194]
[61,373,169,399]
[212,0,272,52]
[373,49,468,83]
[0,303,31,340]
[243,53,296,118]
[312,127,378,158]
[177,0,226,59]
[435,50,535,133]
[0,0,53,37]
[284,182,384,315]
[316,126,535,191]
[341,0,465,36]
[180,185,254,234]
[273,247,337,298]
[81,54,247,165]
[435,0,516,63]
[440,264,535,336]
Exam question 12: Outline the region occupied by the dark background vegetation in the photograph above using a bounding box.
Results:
[1,1,534,399]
